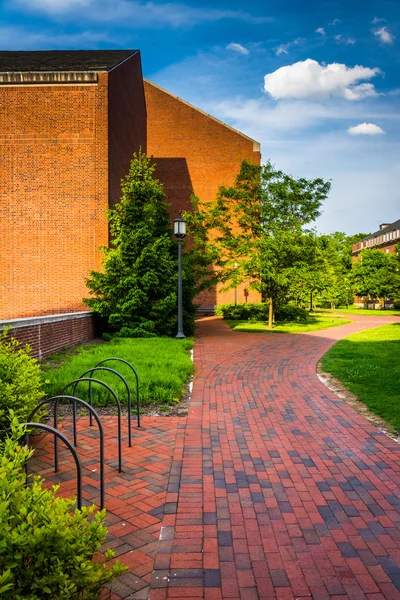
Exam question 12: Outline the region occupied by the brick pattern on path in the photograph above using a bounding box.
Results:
[150,315,400,600]
[29,314,400,600]
[30,416,184,600]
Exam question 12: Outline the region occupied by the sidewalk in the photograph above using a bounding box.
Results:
[149,315,400,600]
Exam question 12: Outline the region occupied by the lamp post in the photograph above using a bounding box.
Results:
[234,261,238,305]
[174,213,187,339]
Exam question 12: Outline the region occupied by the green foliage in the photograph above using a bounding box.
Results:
[84,151,196,338]
[42,337,194,407]
[216,302,269,320]
[351,249,400,301]
[0,416,126,599]
[274,304,308,322]
[0,330,44,433]
[186,159,331,327]
[216,302,307,322]
[322,323,400,430]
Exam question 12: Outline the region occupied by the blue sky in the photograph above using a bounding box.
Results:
[1,0,399,235]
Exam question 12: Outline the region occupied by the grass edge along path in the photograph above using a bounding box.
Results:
[321,322,400,431]
[41,336,194,409]
[226,313,352,334]
[330,307,400,317]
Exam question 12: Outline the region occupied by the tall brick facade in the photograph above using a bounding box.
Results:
[144,80,262,307]
[1,50,261,354]
[0,51,146,324]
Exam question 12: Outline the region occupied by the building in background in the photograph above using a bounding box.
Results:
[144,80,261,311]
[0,50,260,356]
[352,219,400,261]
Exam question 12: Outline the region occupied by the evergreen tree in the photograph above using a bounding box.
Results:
[84,152,195,337]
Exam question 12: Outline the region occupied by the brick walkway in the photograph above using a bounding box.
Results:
[150,315,400,600]
[31,314,400,600]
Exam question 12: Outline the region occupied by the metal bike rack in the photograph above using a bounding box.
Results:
[74,366,134,447]
[23,422,83,509]
[27,396,105,510]
[60,378,123,472]
[95,358,141,430]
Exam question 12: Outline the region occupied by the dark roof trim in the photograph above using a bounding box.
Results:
[0,50,139,73]
[359,218,400,242]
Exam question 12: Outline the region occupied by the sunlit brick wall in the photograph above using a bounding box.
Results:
[144,80,262,307]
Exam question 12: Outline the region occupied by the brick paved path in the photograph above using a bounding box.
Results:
[150,315,400,600]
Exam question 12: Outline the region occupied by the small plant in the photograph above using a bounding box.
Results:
[0,329,45,433]
[0,415,126,599]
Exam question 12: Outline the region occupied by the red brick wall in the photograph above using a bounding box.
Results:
[0,77,109,320]
[108,52,147,209]
[144,80,262,307]
[5,314,94,358]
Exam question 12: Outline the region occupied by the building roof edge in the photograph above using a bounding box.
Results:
[144,79,261,151]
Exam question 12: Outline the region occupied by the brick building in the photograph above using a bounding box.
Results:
[352,219,400,260]
[144,80,261,309]
[351,219,400,307]
[0,50,260,356]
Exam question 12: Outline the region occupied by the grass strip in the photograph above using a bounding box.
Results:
[321,323,400,430]
[41,337,194,408]
[226,314,351,334]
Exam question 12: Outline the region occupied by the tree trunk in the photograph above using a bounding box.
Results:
[268,298,273,330]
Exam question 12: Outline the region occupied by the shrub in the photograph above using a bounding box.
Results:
[215,302,308,322]
[215,303,270,321]
[0,330,44,433]
[0,417,126,599]
[274,304,308,322]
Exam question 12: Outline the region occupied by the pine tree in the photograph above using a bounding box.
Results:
[84,151,195,337]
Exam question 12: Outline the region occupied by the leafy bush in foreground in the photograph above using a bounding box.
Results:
[0,330,44,433]
[0,418,126,599]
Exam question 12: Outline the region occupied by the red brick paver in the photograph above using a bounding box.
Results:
[30,314,400,600]
[150,315,400,600]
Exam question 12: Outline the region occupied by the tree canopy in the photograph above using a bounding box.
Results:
[84,151,196,337]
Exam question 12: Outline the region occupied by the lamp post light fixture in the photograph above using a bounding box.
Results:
[174,213,187,339]
[234,261,239,305]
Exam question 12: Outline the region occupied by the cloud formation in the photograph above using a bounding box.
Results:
[226,43,249,55]
[334,34,356,45]
[373,26,395,44]
[264,59,380,101]
[11,0,271,27]
[347,123,385,135]
[315,27,326,35]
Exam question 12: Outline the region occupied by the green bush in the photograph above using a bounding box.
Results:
[0,417,126,599]
[0,330,44,433]
[215,302,270,320]
[274,304,308,322]
[215,302,308,322]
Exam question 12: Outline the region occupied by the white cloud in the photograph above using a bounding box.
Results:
[11,0,272,27]
[348,122,385,135]
[0,25,110,49]
[275,38,301,56]
[263,59,380,101]
[334,34,356,45]
[373,26,395,44]
[226,43,249,55]
[21,0,90,11]
[315,27,326,35]
[372,16,386,24]
[330,18,341,26]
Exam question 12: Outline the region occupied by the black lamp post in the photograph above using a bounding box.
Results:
[174,213,187,339]
[234,261,238,305]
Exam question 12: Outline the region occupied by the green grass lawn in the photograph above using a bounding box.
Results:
[328,307,400,317]
[226,313,351,334]
[321,323,400,430]
[41,337,194,408]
